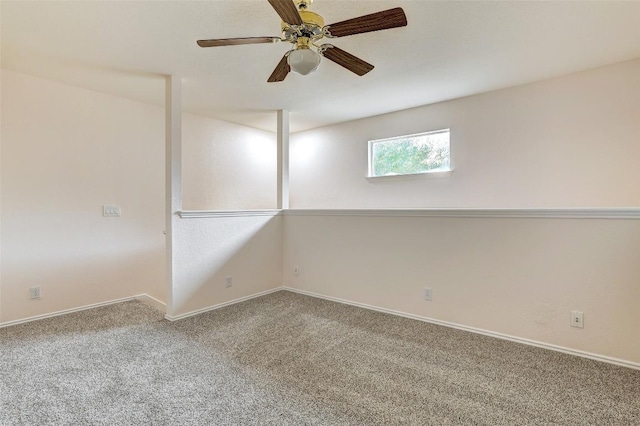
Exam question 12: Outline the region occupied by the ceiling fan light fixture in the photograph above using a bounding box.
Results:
[287,48,321,75]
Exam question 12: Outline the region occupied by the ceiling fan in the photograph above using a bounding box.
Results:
[196,0,407,82]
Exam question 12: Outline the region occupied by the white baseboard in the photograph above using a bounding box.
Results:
[282,287,640,371]
[0,294,159,328]
[3,286,637,370]
[136,294,167,313]
[164,287,282,322]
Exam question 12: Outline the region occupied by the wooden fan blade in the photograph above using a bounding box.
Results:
[267,0,303,25]
[321,45,374,76]
[325,7,407,38]
[268,53,291,82]
[197,37,279,47]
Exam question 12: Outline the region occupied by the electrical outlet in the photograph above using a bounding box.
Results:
[424,287,432,301]
[225,276,232,288]
[30,286,41,300]
[293,266,300,276]
[570,311,584,328]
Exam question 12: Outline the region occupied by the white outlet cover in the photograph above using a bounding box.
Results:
[29,287,41,299]
[424,287,432,301]
[570,311,584,328]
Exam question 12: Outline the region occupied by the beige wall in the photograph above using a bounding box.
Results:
[176,106,280,318]
[290,58,640,209]
[3,60,639,367]
[1,70,165,322]
[172,214,282,318]
[284,59,640,365]
[283,212,640,364]
[1,69,282,324]
[182,113,276,211]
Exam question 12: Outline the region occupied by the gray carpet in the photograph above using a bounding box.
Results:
[1,291,638,425]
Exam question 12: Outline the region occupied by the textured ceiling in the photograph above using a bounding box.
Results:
[2,1,640,133]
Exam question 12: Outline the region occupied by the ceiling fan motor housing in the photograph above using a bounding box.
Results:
[281,9,325,41]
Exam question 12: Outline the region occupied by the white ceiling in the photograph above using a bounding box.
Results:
[2,1,640,133]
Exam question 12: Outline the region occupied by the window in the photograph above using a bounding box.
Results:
[368,129,451,178]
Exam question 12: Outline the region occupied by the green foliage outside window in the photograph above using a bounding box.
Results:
[370,130,450,177]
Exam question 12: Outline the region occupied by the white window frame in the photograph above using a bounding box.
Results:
[367,129,452,179]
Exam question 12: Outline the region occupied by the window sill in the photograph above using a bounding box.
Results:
[366,170,453,182]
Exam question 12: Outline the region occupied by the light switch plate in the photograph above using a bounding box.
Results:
[103,205,121,217]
